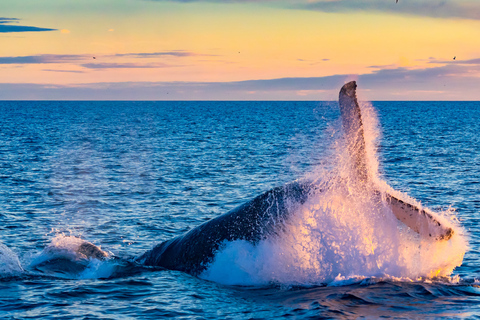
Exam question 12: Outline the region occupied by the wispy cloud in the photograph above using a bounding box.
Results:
[0,54,88,64]
[429,58,480,65]
[0,18,20,24]
[142,0,480,21]
[367,63,399,69]
[81,62,170,69]
[0,53,187,68]
[115,50,214,58]
[2,58,480,100]
[298,0,480,21]
[0,25,57,33]
[0,17,56,33]
[297,58,330,65]
[42,69,85,73]
[144,0,272,3]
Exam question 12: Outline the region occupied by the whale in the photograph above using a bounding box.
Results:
[136,81,454,276]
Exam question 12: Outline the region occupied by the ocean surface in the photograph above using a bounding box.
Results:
[0,100,479,319]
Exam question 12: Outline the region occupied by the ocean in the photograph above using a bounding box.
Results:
[0,100,479,319]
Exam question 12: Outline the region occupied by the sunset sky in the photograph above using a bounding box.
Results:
[1,0,480,100]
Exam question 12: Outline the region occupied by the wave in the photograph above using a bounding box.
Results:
[0,242,23,278]
[26,235,114,279]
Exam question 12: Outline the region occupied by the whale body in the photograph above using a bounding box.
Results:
[137,181,315,275]
[137,81,454,276]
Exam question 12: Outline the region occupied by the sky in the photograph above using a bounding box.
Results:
[1,0,480,100]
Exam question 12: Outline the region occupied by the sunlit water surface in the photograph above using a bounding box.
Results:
[0,101,479,319]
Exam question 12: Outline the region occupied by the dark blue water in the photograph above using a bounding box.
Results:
[0,100,479,319]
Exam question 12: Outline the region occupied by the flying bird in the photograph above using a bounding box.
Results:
[453,56,456,60]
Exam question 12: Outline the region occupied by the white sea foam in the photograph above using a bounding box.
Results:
[29,235,115,279]
[200,102,467,286]
[0,242,23,277]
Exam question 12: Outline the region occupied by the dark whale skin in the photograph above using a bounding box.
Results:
[137,181,313,275]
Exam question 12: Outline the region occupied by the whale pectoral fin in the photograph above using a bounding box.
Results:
[339,81,368,182]
[339,82,454,241]
[385,193,454,241]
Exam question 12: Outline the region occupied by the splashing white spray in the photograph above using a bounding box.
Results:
[29,235,115,279]
[200,101,467,286]
[0,242,23,277]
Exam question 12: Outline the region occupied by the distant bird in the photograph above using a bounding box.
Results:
[93,57,96,59]
[453,56,456,60]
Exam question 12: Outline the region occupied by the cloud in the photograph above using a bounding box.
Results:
[142,0,480,21]
[363,64,476,84]
[0,18,19,23]
[0,54,88,64]
[0,25,57,33]
[0,51,198,65]
[0,52,190,68]
[297,0,480,21]
[115,50,216,58]
[297,58,330,64]
[144,0,271,2]
[0,17,56,33]
[81,62,170,69]
[368,64,397,69]
[429,58,480,65]
[43,69,85,73]
[2,58,480,100]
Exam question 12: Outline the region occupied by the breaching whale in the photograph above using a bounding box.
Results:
[136,81,454,276]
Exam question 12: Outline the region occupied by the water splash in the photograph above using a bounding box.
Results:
[201,102,467,286]
[0,242,23,277]
[29,235,115,279]
[27,235,149,280]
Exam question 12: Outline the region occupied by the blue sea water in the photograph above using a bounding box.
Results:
[0,100,479,319]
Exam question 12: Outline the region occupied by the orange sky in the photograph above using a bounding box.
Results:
[1,0,480,100]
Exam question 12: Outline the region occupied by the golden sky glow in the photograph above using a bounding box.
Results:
[1,0,480,100]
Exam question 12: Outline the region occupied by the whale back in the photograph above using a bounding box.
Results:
[138,181,312,275]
